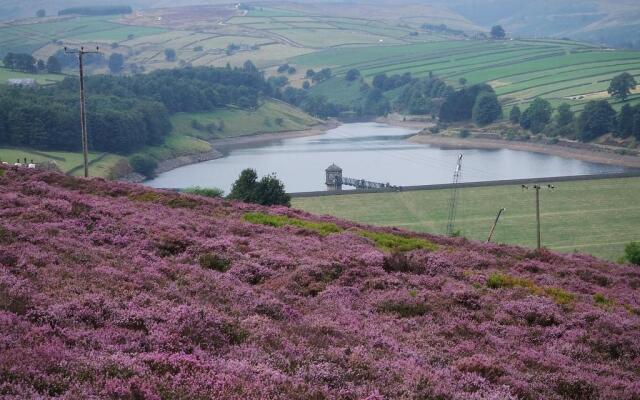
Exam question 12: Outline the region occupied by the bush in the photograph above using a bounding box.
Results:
[183,186,224,198]
[459,129,470,138]
[624,241,640,265]
[199,253,231,272]
[129,155,158,179]
[228,169,290,206]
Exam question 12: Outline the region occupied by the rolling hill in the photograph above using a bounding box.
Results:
[1,165,639,398]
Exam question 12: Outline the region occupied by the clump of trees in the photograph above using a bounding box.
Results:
[439,83,501,125]
[3,53,37,73]
[58,6,133,16]
[490,25,506,39]
[228,168,290,206]
[0,65,271,154]
[395,75,451,115]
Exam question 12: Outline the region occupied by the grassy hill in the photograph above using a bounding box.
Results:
[0,166,639,398]
[298,39,640,112]
[0,99,320,179]
[292,176,640,261]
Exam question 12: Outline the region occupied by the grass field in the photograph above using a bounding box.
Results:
[292,177,640,261]
[0,67,66,84]
[171,100,320,139]
[296,39,640,111]
[0,147,125,178]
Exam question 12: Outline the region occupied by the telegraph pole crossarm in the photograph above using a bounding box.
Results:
[64,46,100,178]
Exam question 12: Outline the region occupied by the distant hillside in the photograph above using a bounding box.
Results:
[443,0,640,48]
[1,166,639,398]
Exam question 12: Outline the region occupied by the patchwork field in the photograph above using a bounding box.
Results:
[294,39,640,110]
[292,176,640,261]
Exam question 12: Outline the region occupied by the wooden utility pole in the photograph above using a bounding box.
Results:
[64,46,100,178]
[534,185,541,250]
[487,207,505,243]
[522,184,555,251]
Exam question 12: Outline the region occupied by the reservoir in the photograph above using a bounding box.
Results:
[145,123,630,193]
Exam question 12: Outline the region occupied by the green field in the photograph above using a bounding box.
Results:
[171,100,320,139]
[295,39,640,110]
[292,177,640,261]
[0,67,66,84]
[0,147,125,178]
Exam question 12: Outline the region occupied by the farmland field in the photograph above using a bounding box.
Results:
[292,176,640,261]
[171,100,320,139]
[0,147,125,178]
[294,39,640,110]
[4,3,639,114]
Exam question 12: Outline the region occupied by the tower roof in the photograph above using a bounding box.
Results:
[325,163,342,172]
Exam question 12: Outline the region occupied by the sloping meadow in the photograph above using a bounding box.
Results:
[0,166,639,399]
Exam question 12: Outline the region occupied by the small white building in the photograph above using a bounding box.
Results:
[7,79,38,88]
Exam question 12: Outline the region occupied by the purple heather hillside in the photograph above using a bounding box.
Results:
[0,166,639,399]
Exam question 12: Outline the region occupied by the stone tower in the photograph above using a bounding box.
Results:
[325,164,343,191]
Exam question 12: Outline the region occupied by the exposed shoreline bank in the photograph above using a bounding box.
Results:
[408,134,640,169]
[121,120,340,183]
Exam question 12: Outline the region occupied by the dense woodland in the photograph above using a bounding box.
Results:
[0,63,270,153]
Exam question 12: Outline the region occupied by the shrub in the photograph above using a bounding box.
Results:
[459,129,470,138]
[183,186,224,198]
[544,287,575,306]
[358,230,437,253]
[129,155,158,179]
[155,236,190,257]
[243,212,341,236]
[594,293,615,308]
[199,253,231,272]
[378,300,429,318]
[623,241,640,265]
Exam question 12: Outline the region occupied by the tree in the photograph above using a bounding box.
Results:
[490,25,506,39]
[108,53,124,74]
[520,98,552,133]
[302,81,310,90]
[617,104,635,137]
[227,169,290,206]
[362,88,390,116]
[228,168,259,203]
[458,77,467,86]
[608,72,637,100]
[472,91,502,125]
[577,100,616,142]
[129,155,157,179]
[47,56,62,74]
[243,60,257,73]
[306,69,315,79]
[36,9,45,17]
[164,48,176,62]
[345,69,361,81]
[623,241,640,265]
[509,105,521,124]
[36,59,46,71]
[555,103,574,126]
[254,174,291,206]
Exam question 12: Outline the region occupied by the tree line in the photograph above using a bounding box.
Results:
[0,63,271,154]
[58,6,133,16]
[506,72,639,142]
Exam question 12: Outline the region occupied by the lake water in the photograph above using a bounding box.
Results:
[145,122,630,193]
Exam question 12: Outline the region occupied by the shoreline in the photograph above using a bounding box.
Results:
[121,120,340,183]
[408,134,640,169]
